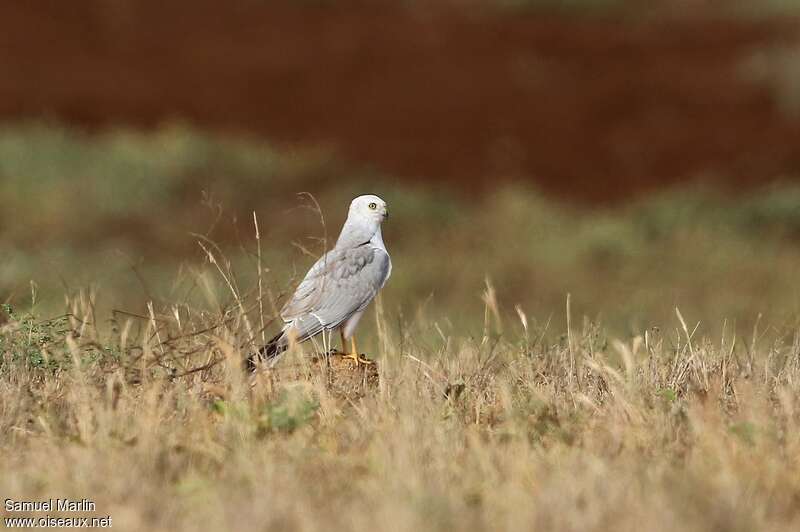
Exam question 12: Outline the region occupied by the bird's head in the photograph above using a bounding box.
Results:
[349,194,388,224]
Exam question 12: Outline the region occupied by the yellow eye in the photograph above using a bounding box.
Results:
[368,202,377,210]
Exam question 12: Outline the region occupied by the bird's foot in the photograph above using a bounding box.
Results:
[341,352,374,366]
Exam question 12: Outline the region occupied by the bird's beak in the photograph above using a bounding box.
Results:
[383,209,389,220]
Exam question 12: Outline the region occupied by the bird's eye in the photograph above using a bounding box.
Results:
[368,202,377,210]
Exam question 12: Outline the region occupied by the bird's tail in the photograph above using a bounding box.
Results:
[245,330,288,372]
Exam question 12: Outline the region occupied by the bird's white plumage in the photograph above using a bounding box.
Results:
[277,195,391,348]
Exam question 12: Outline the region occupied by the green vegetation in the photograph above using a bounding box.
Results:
[3,123,800,343]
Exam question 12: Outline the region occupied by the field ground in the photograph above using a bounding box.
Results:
[3,2,800,201]
[1,124,800,529]
[1,289,800,531]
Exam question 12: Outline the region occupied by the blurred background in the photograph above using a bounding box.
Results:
[2,0,800,342]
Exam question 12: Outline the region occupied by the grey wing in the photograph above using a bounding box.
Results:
[280,245,390,338]
[279,251,334,322]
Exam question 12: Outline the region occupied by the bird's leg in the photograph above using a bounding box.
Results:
[341,335,373,366]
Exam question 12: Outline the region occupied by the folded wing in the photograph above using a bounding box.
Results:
[280,244,391,341]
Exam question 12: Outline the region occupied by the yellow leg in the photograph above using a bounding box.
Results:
[340,334,373,366]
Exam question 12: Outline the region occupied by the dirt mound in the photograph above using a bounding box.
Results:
[1,2,799,201]
[251,351,379,402]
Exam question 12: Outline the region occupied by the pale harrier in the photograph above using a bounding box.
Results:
[248,194,391,369]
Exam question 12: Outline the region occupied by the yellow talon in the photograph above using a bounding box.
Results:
[341,352,373,366]
[338,334,373,365]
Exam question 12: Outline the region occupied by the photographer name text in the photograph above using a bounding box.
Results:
[5,498,96,513]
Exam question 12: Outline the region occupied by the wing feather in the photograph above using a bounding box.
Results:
[280,245,390,335]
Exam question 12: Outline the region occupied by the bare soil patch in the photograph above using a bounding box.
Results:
[1,2,799,201]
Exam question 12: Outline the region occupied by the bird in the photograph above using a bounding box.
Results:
[247,194,391,370]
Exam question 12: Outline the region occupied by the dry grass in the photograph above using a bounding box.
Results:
[2,287,800,532]
[3,124,800,529]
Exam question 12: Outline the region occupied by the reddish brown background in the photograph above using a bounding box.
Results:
[2,1,799,201]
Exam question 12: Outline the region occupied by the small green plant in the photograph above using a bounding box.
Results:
[261,388,320,434]
[0,305,74,371]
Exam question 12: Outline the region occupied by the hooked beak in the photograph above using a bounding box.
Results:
[383,208,389,220]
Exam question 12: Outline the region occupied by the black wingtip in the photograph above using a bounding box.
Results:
[245,332,286,372]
